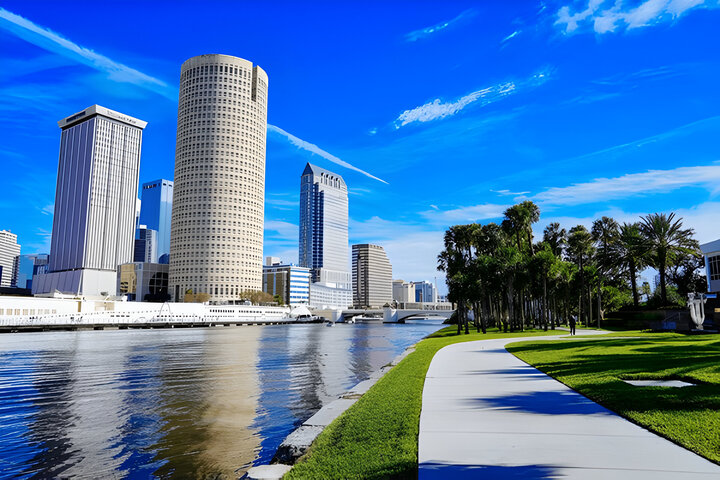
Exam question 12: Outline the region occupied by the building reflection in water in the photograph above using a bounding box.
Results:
[0,321,444,477]
[149,326,261,479]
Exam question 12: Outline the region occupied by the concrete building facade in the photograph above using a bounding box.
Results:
[33,105,146,297]
[169,54,269,303]
[299,163,352,308]
[0,230,20,288]
[392,279,415,304]
[352,244,393,308]
[138,179,173,263]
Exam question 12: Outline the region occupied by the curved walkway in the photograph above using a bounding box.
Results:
[418,333,720,479]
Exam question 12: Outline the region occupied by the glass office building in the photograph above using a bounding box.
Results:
[138,179,173,263]
[299,163,352,308]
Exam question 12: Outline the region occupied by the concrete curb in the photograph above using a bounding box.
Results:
[245,344,417,479]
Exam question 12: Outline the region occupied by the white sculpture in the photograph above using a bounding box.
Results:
[687,293,707,330]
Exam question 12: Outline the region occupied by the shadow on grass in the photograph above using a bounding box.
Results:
[420,463,561,479]
[507,336,720,416]
[463,390,613,416]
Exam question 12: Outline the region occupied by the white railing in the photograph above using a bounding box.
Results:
[0,311,293,328]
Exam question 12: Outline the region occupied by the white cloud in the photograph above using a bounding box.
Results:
[265,220,299,240]
[350,216,446,289]
[555,0,716,35]
[348,187,372,196]
[492,189,531,196]
[420,203,509,225]
[405,9,476,42]
[0,7,176,99]
[40,203,54,215]
[394,70,550,128]
[501,30,521,43]
[535,201,720,246]
[23,227,52,254]
[267,124,388,184]
[533,165,720,206]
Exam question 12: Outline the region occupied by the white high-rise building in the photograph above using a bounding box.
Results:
[33,105,146,297]
[352,244,393,308]
[169,54,269,303]
[299,163,352,309]
[0,230,20,288]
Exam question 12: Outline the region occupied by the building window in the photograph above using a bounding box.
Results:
[709,255,720,281]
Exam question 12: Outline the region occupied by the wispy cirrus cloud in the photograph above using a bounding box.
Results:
[555,0,717,35]
[405,8,477,42]
[267,124,388,184]
[0,7,176,99]
[349,216,446,283]
[534,164,720,205]
[394,70,551,128]
[265,220,299,240]
[0,7,387,186]
[501,30,521,43]
[421,163,720,225]
[492,189,530,196]
[421,203,509,224]
[39,203,54,215]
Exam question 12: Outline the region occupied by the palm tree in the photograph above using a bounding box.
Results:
[617,222,648,308]
[520,201,540,254]
[502,205,526,252]
[591,216,619,326]
[543,222,567,258]
[640,213,698,306]
[567,225,594,325]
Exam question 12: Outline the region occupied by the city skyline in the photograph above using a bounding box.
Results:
[2,2,720,294]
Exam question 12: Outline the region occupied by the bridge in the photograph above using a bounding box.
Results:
[315,303,454,323]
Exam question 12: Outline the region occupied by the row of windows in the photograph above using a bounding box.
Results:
[709,255,720,281]
[0,308,58,316]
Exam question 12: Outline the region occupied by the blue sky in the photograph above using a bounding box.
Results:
[1,1,719,293]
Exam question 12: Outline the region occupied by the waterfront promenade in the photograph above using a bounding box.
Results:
[418,334,720,479]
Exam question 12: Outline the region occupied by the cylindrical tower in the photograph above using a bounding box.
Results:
[169,54,268,303]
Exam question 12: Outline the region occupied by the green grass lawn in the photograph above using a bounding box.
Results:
[285,327,561,479]
[507,334,720,464]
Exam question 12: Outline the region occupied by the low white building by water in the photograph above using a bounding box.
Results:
[0,295,290,330]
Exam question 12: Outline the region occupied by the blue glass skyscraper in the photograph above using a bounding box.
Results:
[138,179,173,264]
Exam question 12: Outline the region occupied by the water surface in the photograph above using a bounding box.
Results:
[0,320,444,478]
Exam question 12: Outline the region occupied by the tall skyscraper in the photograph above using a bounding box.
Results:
[299,163,352,308]
[138,179,173,263]
[352,244,393,308]
[169,54,269,302]
[33,105,146,297]
[0,230,20,288]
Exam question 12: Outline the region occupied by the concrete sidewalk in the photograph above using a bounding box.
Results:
[418,334,720,479]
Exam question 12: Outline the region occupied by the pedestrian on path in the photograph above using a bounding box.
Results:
[569,315,576,335]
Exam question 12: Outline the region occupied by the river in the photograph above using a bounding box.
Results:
[0,320,444,479]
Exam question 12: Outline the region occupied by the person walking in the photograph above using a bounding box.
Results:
[569,315,576,335]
